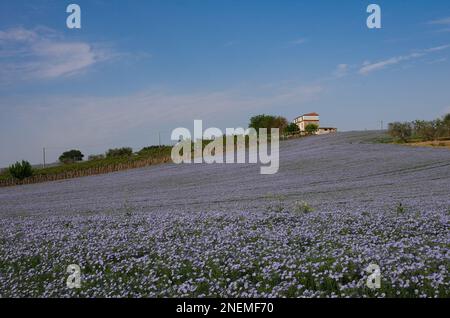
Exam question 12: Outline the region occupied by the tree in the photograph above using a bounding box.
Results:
[106,147,133,158]
[444,113,450,124]
[305,123,319,135]
[248,114,288,134]
[8,160,33,180]
[388,122,412,142]
[388,114,450,143]
[273,116,288,133]
[442,113,450,137]
[284,123,300,135]
[412,120,437,141]
[88,154,105,161]
[59,149,84,164]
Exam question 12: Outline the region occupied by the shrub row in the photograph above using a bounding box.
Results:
[388,114,450,143]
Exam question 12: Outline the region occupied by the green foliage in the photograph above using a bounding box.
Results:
[444,113,450,124]
[371,135,394,144]
[388,114,450,143]
[249,114,288,134]
[388,122,412,143]
[396,202,406,215]
[412,120,436,141]
[106,147,133,158]
[59,149,84,164]
[293,200,314,214]
[265,194,287,213]
[305,123,319,135]
[88,154,105,161]
[138,146,171,157]
[284,123,300,135]
[8,160,33,180]
[0,145,173,184]
[436,115,450,139]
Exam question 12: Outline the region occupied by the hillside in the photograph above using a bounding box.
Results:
[1,131,448,216]
[0,131,448,297]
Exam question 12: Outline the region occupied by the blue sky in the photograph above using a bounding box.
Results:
[0,0,450,166]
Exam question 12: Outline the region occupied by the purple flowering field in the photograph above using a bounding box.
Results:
[0,131,449,298]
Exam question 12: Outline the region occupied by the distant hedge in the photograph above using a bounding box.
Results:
[8,160,33,180]
[388,114,450,142]
[106,147,133,158]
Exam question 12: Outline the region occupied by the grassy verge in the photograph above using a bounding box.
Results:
[405,140,450,149]
[372,133,450,149]
[0,147,173,187]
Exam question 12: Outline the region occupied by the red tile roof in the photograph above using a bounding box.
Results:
[303,112,319,116]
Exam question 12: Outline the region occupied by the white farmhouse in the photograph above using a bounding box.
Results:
[293,112,337,135]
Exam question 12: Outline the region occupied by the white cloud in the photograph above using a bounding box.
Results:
[333,64,349,78]
[0,27,37,42]
[428,17,450,33]
[427,57,447,65]
[0,27,114,83]
[223,41,237,47]
[359,55,414,75]
[358,45,450,75]
[288,38,307,46]
[429,17,450,25]
[423,44,450,52]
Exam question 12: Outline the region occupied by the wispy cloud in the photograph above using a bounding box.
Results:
[223,41,238,47]
[427,57,447,65]
[359,54,418,75]
[358,45,450,75]
[333,64,349,78]
[423,44,450,52]
[288,38,307,46]
[0,26,115,83]
[429,17,450,25]
[428,17,450,33]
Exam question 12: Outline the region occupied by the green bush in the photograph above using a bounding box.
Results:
[249,114,288,134]
[388,114,450,143]
[8,160,33,180]
[88,154,105,161]
[284,123,300,135]
[412,120,436,141]
[106,147,133,158]
[396,202,406,215]
[59,149,84,164]
[388,122,412,143]
[138,146,168,155]
[293,200,314,214]
[305,123,319,135]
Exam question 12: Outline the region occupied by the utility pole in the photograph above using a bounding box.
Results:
[381,120,384,130]
[43,147,46,168]
[158,132,161,147]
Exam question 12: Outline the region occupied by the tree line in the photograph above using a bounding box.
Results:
[388,114,450,143]
[5,146,170,181]
[248,114,318,135]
